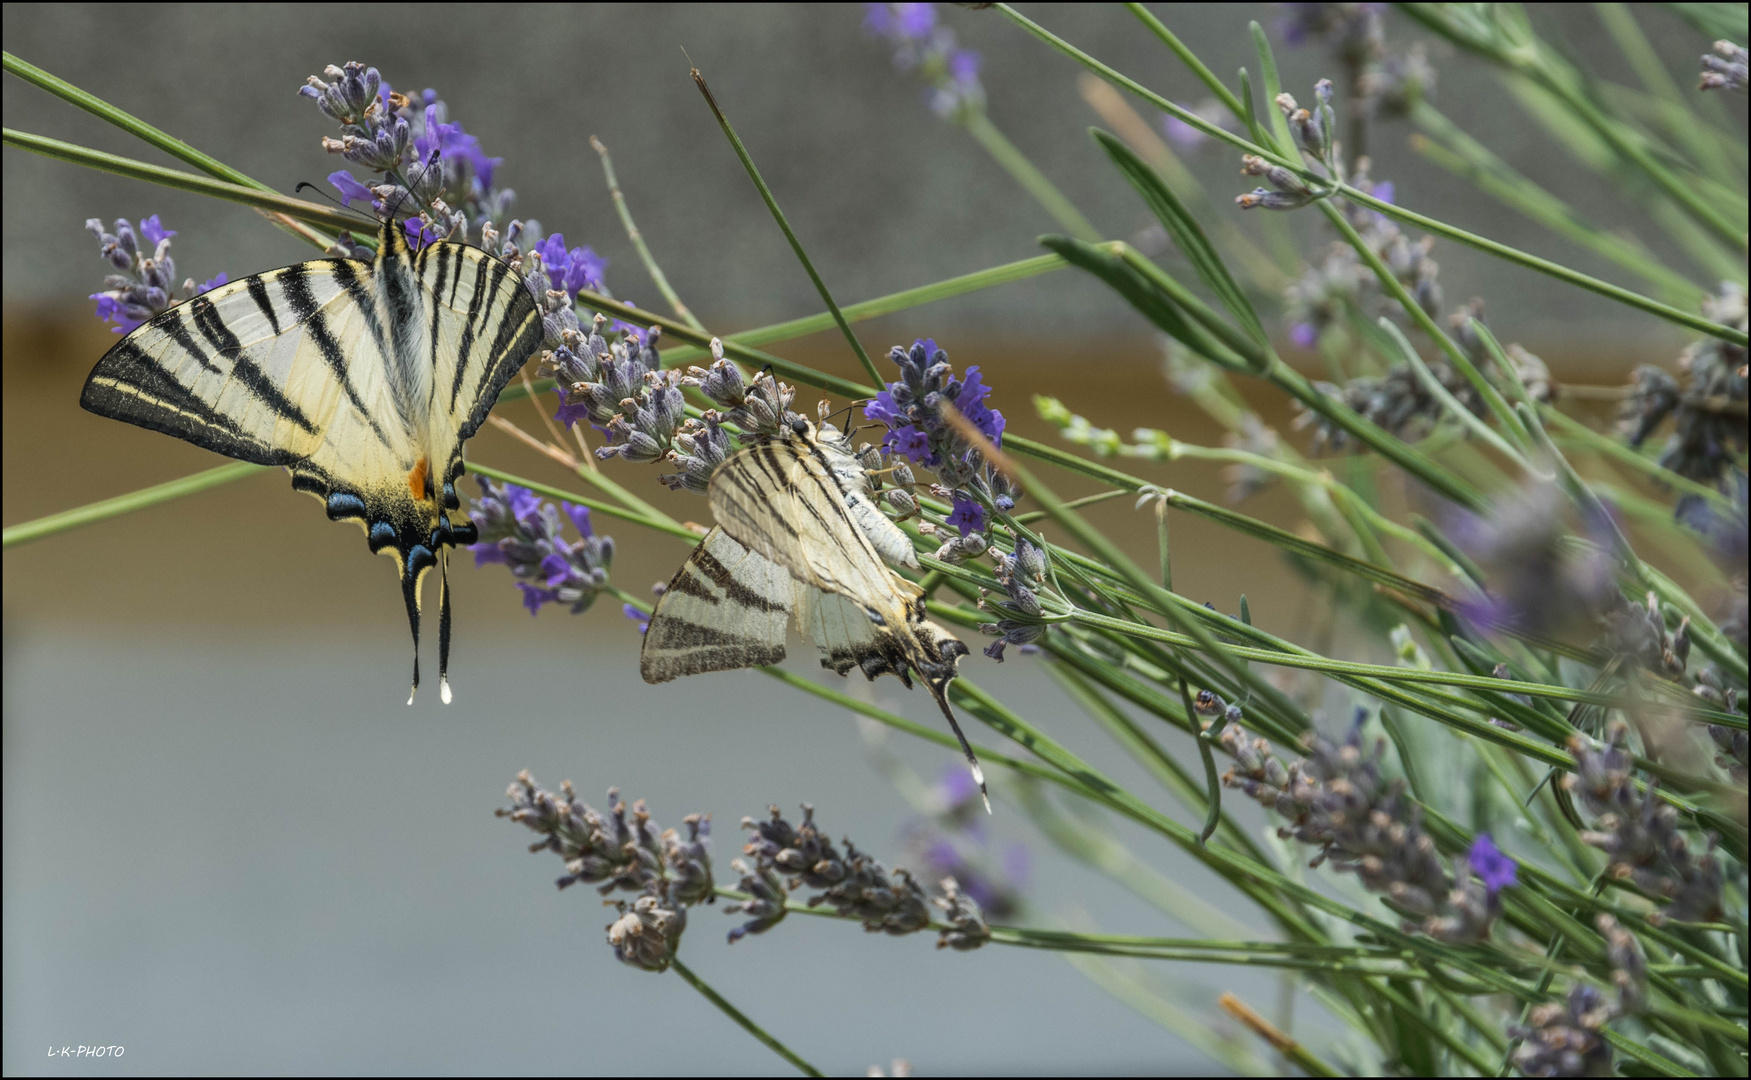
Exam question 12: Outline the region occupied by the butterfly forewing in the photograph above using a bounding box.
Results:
[706,437,914,610]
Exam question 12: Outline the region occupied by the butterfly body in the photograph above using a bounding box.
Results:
[81,216,542,701]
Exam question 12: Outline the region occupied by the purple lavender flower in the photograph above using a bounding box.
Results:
[946,493,986,537]
[863,3,985,120]
[533,233,608,301]
[327,170,375,208]
[1160,99,1237,152]
[86,216,226,334]
[302,63,519,246]
[1447,483,1618,640]
[468,476,613,615]
[1467,834,1516,896]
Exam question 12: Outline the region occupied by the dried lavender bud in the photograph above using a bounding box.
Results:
[738,806,930,936]
[1509,986,1614,1078]
[1217,711,1506,942]
[724,858,788,943]
[606,888,686,973]
[663,814,715,906]
[1565,722,1724,923]
[1596,914,1647,1016]
[933,877,991,951]
[1700,40,1748,93]
[1621,284,1747,528]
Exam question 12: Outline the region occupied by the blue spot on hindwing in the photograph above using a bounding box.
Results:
[369,521,398,551]
[406,544,436,576]
[326,492,368,521]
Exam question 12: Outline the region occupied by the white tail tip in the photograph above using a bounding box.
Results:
[440,677,453,705]
[981,791,992,815]
[407,685,416,706]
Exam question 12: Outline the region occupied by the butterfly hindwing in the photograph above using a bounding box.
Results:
[641,526,794,682]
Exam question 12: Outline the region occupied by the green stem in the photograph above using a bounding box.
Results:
[990,5,1747,345]
[1397,5,1744,246]
[961,110,1103,242]
[1542,407,1735,512]
[668,958,822,1077]
[3,128,355,234]
[2,52,333,248]
[591,135,704,332]
[1409,102,1705,305]
[690,67,884,388]
[3,461,266,548]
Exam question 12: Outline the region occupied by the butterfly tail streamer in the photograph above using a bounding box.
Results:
[438,549,454,704]
[402,561,422,706]
[928,677,991,814]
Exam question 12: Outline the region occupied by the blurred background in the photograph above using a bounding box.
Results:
[3,3,1730,1074]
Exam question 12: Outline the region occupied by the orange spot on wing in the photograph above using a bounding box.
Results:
[408,456,430,501]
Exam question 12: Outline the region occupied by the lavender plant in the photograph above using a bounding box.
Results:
[7,3,1749,1075]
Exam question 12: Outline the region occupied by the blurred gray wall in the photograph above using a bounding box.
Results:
[2,5,1736,1076]
[2,3,1726,349]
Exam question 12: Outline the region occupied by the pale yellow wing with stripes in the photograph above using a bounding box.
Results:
[415,236,544,527]
[641,527,795,683]
[706,427,918,613]
[79,217,541,702]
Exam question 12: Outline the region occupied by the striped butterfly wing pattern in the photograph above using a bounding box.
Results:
[641,419,985,807]
[80,215,542,702]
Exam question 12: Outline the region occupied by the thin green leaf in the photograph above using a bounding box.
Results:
[1090,128,1267,347]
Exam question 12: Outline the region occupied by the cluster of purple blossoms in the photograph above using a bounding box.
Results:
[1620,282,1748,531]
[1564,721,1724,924]
[537,314,689,464]
[1214,699,1514,943]
[86,217,227,334]
[1445,482,1619,640]
[1699,40,1747,93]
[498,773,713,973]
[864,339,1015,538]
[863,3,984,120]
[729,804,990,949]
[902,765,1028,920]
[1277,4,1434,121]
[467,476,614,616]
[300,62,513,248]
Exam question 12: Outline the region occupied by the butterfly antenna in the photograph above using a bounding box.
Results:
[293,181,377,229]
[927,680,990,814]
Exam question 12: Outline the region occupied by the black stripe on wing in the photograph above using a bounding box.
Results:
[80,339,299,467]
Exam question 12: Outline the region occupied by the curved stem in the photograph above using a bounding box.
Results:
[668,958,822,1077]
